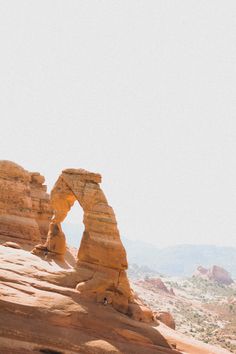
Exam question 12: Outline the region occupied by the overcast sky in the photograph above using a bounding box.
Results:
[0,1,236,248]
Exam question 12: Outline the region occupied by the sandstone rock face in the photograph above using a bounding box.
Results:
[29,171,52,241]
[0,160,52,245]
[155,312,176,330]
[194,265,233,285]
[34,168,150,320]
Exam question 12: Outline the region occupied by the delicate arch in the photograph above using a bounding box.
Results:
[32,168,152,321]
[49,168,127,270]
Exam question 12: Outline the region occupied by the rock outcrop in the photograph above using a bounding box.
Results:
[0,161,52,245]
[155,312,176,330]
[33,168,152,321]
[194,265,234,285]
[136,278,175,295]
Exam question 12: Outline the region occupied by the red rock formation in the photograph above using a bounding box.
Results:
[137,278,175,295]
[194,265,233,285]
[33,168,153,321]
[0,161,52,245]
[155,311,176,330]
[209,265,233,285]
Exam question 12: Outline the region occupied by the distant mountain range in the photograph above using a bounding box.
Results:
[62,223,236,278]
[123,238,236,278]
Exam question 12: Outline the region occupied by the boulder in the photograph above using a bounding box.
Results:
[155,311,176,329]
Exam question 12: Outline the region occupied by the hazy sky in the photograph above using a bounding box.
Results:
[0,1,236,248]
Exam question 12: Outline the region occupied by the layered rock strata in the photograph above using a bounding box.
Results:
[34,168,152,320]
[0,160,52,245]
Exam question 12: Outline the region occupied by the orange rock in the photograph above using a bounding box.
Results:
[128,303,154,322]
[156,311,176,330]
[45,222,66,256]
[0,161,52,245]
[114,328,154,344]
[29,171,52,241]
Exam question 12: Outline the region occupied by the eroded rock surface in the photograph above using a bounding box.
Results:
[0,160,52,245]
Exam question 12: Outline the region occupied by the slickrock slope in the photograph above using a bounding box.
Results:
[194,265,234,285]
[0,245,231,354]
[0,160,52,245]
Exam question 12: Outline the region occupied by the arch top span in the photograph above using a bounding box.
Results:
[62,168,102,184]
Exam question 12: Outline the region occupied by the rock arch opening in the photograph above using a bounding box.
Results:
[61,202,83,249]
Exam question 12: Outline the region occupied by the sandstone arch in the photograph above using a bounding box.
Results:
[33,168,152,320]
[39,169,131,312]
[48,168,128,269]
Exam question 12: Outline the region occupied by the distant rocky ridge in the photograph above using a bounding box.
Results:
[122,238,236,278]
[193,265,234,285]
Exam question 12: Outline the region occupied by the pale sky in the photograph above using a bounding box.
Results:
[0,1,236,248]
